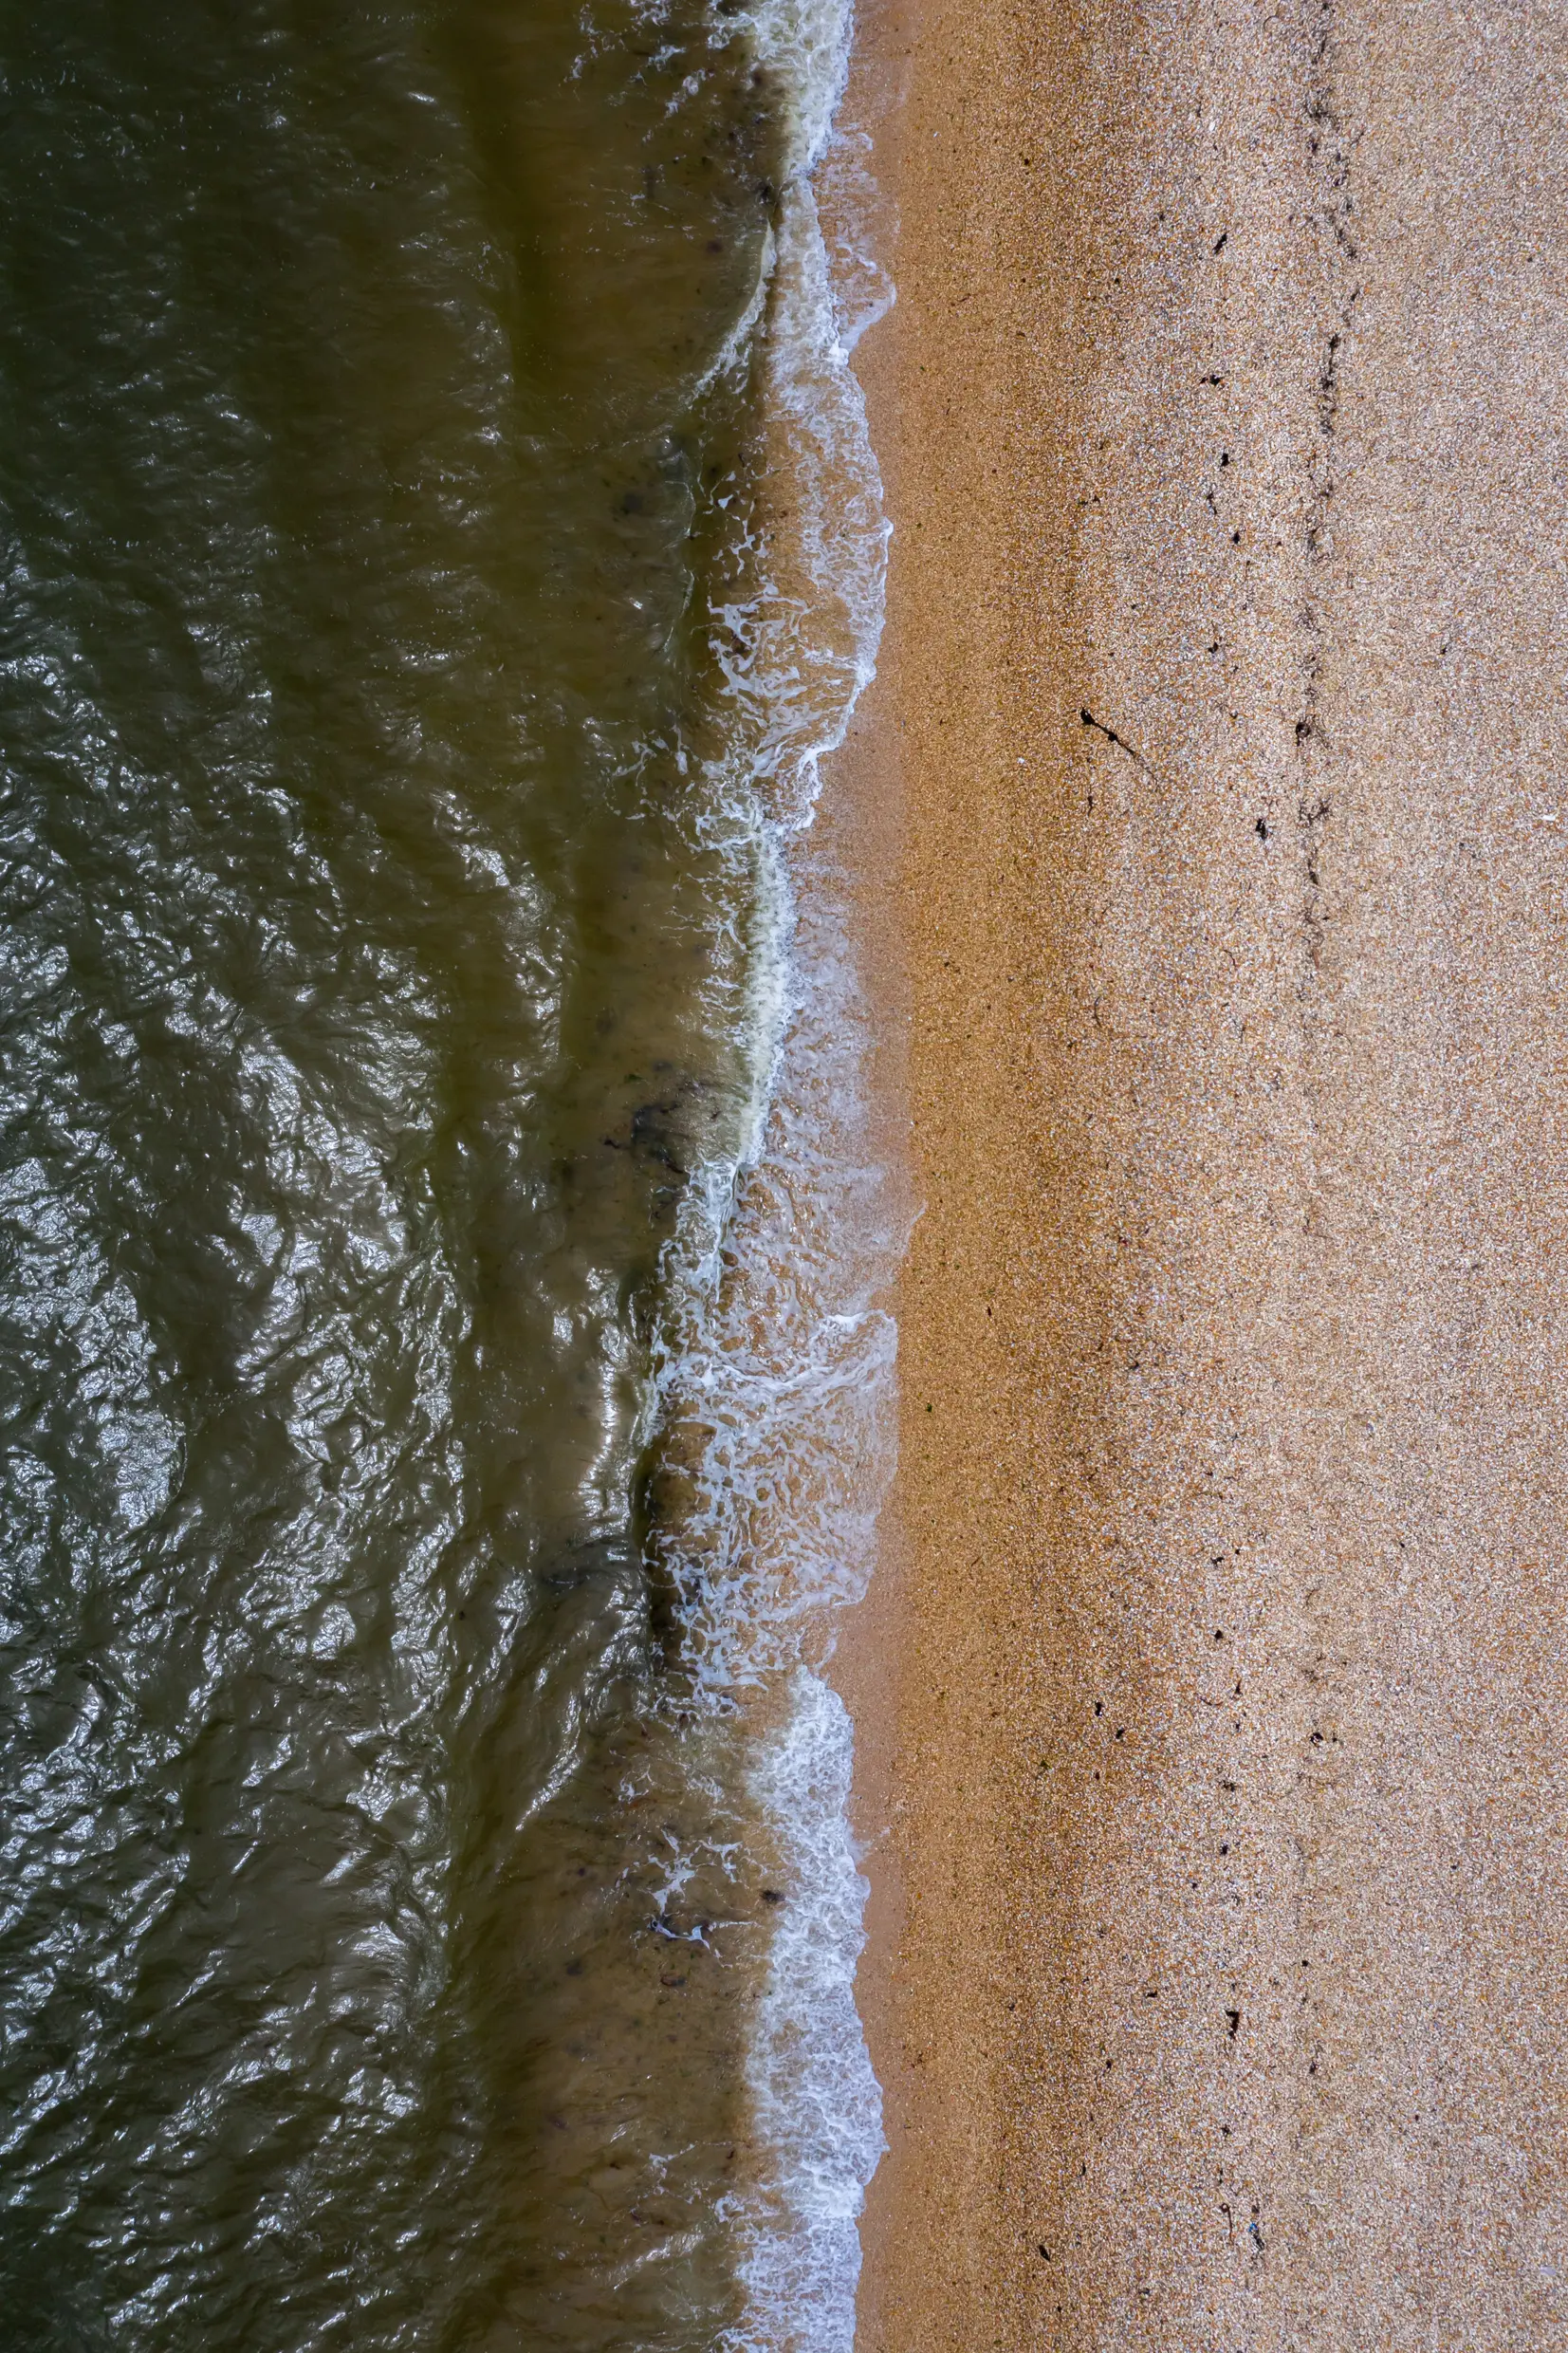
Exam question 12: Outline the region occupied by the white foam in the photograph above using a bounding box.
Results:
[729,1670,882,2353]
[640,0,900,2338]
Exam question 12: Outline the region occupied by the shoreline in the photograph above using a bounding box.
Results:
[840,0,1568,2342]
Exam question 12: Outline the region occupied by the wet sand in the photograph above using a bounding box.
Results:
[849,0,1568,2341]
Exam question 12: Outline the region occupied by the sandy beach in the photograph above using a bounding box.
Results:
[847,0,1568,2341]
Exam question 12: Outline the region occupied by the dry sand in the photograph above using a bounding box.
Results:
[844,0,1568,2342]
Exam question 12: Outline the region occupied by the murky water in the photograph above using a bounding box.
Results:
[0,1,831,2344]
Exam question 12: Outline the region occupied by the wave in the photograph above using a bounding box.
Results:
[639,0,901,2339]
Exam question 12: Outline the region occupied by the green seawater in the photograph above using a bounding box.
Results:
[0,2,814,2344]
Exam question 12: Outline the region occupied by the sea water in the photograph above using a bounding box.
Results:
[0,1,895,2347]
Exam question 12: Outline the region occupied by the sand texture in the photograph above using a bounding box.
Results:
[852,0,1568,2341]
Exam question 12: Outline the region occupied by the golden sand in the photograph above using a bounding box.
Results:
[842,0,1568,2340]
